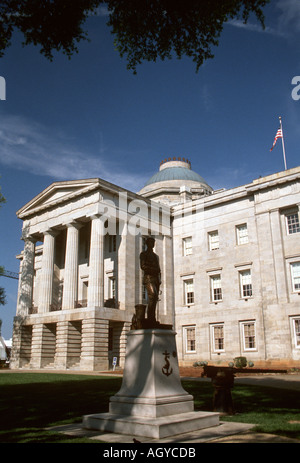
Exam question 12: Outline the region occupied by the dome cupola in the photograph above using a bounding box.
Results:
[139,157,213,204]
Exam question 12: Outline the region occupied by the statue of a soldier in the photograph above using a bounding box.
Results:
[140,236,161,324]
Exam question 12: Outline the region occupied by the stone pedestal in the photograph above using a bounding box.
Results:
[83,329,219,439]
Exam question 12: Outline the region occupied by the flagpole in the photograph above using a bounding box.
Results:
[279,116,287,170]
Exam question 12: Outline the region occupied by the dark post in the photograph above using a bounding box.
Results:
[212,369,235,415]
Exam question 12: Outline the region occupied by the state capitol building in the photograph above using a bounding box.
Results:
[10,158,300,370]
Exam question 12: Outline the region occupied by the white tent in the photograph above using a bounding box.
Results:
[0,336,10,361]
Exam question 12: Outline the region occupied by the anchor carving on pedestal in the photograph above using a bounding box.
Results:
[162,350,173,376]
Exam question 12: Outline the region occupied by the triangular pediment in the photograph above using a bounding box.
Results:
[17,178,101,218]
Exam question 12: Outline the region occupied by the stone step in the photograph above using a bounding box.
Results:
[83,411,219,439]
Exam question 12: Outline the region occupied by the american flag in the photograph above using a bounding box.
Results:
[270,128,283,151]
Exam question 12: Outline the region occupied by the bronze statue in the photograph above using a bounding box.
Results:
[140,236,161,323]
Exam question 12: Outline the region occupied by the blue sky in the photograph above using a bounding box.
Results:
[0,0,300,339]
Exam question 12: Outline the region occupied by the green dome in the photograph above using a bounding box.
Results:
[144,166,209,187]
[139,158,213,203]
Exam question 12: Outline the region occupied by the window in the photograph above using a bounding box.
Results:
[239,269,252,298]
[184,279,194,305]
[211,324,224,352]
[84,236,90,259]
[241,322,256,350]
[208,231,219,251]
[108,327,113,351]
[184,326,196,352]
[109,277,116,299]
[291,262,300,292]
[210,274,222,301]
[236,224,249,245]
[109,235,116,252]
[142,284,147,301]
[183,237,192,256]
[286,212,300,235]
[292,318,300,348]
[82,281,88,302]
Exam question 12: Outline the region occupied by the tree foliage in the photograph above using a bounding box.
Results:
[107,0,269,72]
[0,0,269,72]
[0,267,6,306]
[0,186,5,207]
[0,0,101,60]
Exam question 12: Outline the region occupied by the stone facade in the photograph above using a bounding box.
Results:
[172,167,300,368]
[10,161,300,370]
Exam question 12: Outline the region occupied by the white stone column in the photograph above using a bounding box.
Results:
[162,234,174,323]
[117,227,133,311]
[39,231,56,313]
[62,223,81,309]
[54,320,69,369]
[119,322,131,368]
[17,236,36,316]
[117,194,136,312]
[88,216,105,307]
[80,318,109,370]
[30,323,44,369]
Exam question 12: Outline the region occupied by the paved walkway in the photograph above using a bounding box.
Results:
[50,420,300,444]
[181,373,300,392]
[235,373,300,391]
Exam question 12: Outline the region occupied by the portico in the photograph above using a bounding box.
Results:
[10,178,173,371]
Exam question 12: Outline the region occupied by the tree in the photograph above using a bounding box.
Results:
[0,185,4,207]
[0,0,269,72]
[107,0,269,73]
[0,267,6,306]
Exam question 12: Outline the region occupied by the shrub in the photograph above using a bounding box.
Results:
[193,361,208,367]
[233,356,248,368]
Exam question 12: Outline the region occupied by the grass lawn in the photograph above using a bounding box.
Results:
[185,379,300,441]
[0,372,300,443]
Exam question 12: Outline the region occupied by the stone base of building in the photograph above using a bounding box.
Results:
[9,308,132,371]
[83,328,219,438]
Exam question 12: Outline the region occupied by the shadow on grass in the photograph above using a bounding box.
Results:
[0,373,122,443]
[1,373,299,443]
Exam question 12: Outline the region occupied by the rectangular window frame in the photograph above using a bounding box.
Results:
[286,211,300,235]
[291,262,300,292]
[239,269,253,299]
[236,223,249,245]
[241,321,256,351]
[210,323,225,353]
[183,278,194,306]
[183,326,196,353]
[183,236,193,256]
[210,274,222,302]
[208,230,219,251]
[291,317,300,349]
